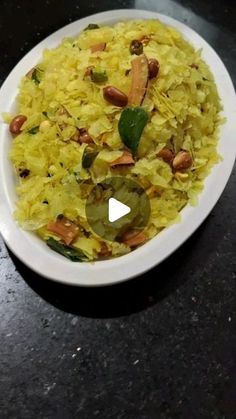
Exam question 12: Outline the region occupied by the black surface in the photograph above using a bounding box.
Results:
[0,1,236,418]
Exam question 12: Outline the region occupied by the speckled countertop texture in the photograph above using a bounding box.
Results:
[0,1,236,418]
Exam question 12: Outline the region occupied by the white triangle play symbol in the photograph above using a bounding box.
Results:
[108,197,131,223]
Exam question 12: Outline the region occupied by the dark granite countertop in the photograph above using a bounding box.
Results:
[0,1,236,418]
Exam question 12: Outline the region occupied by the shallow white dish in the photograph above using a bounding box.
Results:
[0,9,236,287]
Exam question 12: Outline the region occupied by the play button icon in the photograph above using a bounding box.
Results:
[108,198,131,222]
[86,177,150,242]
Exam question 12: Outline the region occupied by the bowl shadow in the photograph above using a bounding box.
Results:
[8,220,208,318]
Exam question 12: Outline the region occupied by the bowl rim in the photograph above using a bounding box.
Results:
[0,9,236,287]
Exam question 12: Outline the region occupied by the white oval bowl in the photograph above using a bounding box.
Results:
[0,9,236,287]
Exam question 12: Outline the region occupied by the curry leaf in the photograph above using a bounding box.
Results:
[118,107,148,154]
[28,126,39,134]
[32,68,43,85]
[82,149,99,169]
[47,238,87,262]
[84,23,100,31]
[28,127,39,135]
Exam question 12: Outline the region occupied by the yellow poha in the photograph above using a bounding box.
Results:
[7,19,222,261]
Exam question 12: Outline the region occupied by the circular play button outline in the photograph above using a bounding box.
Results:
[85,176,150,242]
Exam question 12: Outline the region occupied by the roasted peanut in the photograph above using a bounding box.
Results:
[90,42,106,53]
[84,66,94,77]
[103,86,128,107]
[172,151,193,171]
[58,106,70,116]
[79,128,93,144]
[130,40,143,55]
[25,67,35,79]
[121,230,146,248]
[9,115,27,135]
[19,168,30,178]
[190,63,199,69]
[140,35,151,46]
[110,151,134,167]
[148,58,160,79]
[157,148,174,164]
[98,242,112,258]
